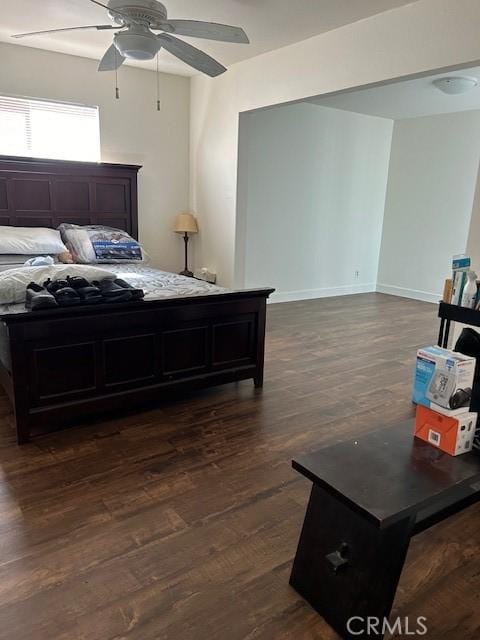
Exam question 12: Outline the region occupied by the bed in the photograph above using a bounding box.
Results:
[0,155,273,443]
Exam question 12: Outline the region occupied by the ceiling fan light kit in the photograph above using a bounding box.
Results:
[12,0,250,107]
[114,25,159,60]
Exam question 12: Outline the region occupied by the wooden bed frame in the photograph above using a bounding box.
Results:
[0,156,273,443]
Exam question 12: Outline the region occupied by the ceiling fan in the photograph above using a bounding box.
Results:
[12,0,250,78]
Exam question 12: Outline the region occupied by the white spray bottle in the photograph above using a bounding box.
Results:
[461,270,478,308]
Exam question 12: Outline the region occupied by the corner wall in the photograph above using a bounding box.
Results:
[377,110,480,302]
[190,0,480,287]
[466,165,480,269]
[451,163,480,348]
[236,103,393,302]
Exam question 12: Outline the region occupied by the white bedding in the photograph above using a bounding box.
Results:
[109,265,225,299]
[0,264,116,306]
[0,264,226,315]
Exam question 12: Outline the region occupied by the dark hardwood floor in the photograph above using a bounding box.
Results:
[0,292,478,640]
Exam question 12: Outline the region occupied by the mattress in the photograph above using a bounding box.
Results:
[0,265,226,372]
[108,265,225,299]
[0,264,225,317]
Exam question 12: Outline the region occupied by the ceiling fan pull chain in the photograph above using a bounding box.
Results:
[156,53,161,111]
[115,49,120,100]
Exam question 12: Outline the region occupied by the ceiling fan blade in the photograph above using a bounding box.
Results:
[12,25,117,39]
[157,34,226,77]
[162,20,249,44]
[98,43,125,71]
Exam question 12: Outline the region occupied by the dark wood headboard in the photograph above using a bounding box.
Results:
[0,155,141,239]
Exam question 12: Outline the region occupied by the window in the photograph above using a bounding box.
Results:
[0,95,101,162]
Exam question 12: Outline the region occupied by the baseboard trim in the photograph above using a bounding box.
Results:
[269,283,376,304]
[376,283,440,304]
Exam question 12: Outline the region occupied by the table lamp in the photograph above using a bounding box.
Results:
[174,212,198,277]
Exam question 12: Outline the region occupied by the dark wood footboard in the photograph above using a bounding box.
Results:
[0,288,274,443]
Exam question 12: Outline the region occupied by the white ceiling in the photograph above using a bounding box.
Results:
[0,0,417,76]
[308,66,480,119]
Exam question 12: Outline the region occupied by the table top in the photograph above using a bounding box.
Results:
[292,421,480,529]
[438,301,480,327]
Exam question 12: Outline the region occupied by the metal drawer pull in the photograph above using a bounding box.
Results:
[326,542,350,574]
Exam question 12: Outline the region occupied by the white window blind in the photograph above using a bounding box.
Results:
[0,95,101,162]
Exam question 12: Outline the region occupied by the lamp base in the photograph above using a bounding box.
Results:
[179,269,194,278]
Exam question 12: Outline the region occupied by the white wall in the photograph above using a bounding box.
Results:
[190,0,480,287]
[377,111,480,302]
[466,166,480,269]
[237,103,393,302]
[449,165,480,347]
[0,43,191,272]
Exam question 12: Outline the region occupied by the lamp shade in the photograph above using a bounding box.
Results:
[174,213,198,234]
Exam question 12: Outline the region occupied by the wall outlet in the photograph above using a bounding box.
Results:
[354,270,360,279]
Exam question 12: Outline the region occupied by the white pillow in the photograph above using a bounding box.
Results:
[0,226,67,255]
[0,264,115,305]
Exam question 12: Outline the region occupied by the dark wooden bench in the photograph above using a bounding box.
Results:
[290,421,480,639]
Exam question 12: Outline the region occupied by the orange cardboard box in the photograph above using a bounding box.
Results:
[415,405,477,456]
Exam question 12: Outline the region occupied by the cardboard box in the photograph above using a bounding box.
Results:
[413,346,475,416]
[415,405,477,456]
[442,278,453,304]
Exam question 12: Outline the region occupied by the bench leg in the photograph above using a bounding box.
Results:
[290,484,415,640]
